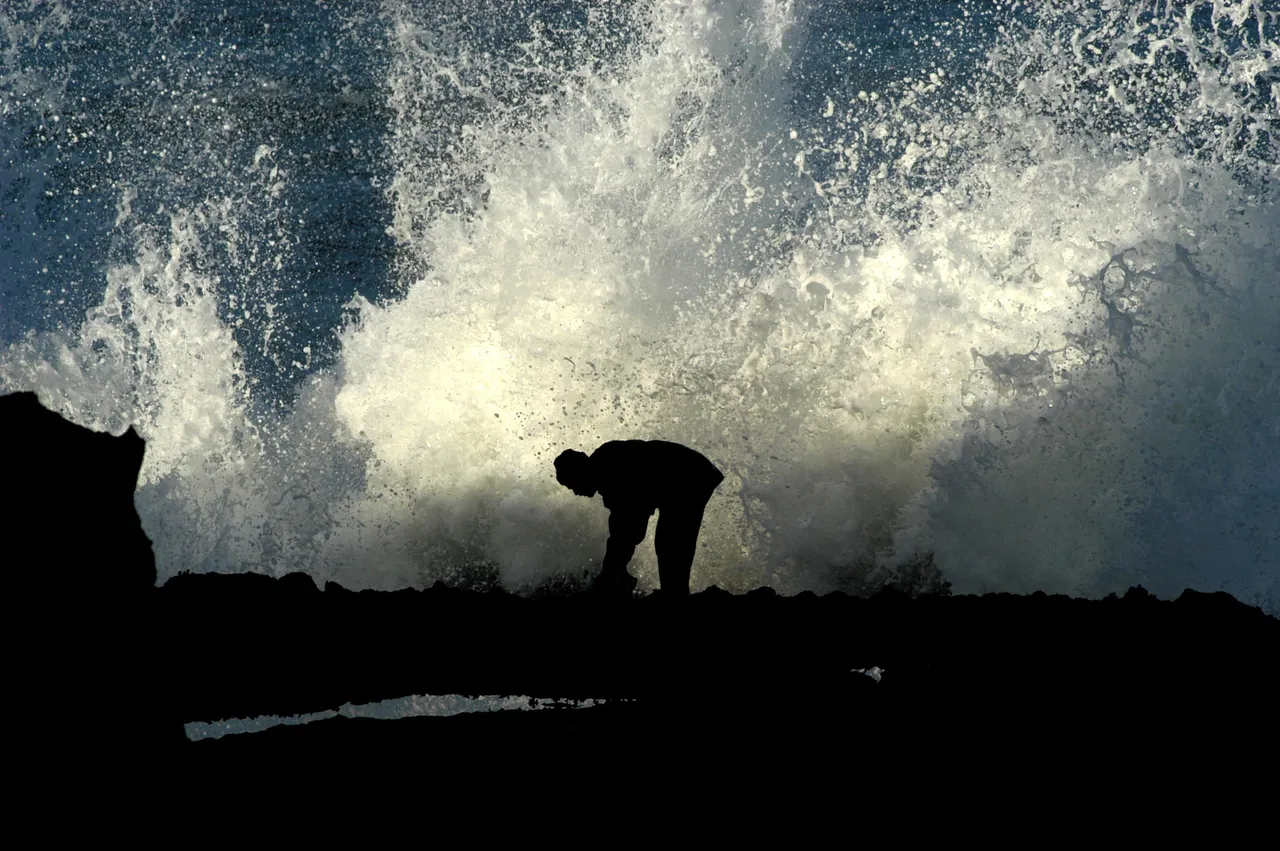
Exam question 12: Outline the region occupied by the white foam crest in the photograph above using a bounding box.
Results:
[328,0,1277,598]
[869,2,1280,602]
[0,1,1274,606]
[319,0,811,590]
[1,201,278,573]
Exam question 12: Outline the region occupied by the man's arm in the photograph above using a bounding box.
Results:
[602,509,649,575]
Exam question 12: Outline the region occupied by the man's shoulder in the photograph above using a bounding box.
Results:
[593,440,719,473]
[591,439,648,460]
[646,440,716,465]
[645,439,698,454]
[593,439,709,456]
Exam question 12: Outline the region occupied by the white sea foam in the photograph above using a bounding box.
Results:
[2,1,1275,608]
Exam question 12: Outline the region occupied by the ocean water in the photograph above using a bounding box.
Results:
[2,0,1276,611]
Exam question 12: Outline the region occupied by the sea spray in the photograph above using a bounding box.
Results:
[1,1,1275,609]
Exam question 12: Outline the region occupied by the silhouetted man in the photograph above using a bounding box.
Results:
[555,440,725,597]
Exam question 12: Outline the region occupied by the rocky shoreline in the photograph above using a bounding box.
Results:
[4,390,1275,789]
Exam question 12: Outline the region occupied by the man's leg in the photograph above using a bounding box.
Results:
[591,510,647,596]
[654,498,708,596]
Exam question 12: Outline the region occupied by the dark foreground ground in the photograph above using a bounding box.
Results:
[155,578,1280,757]
[5,390,1277,808]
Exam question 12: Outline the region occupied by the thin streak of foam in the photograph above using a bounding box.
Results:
[183,695,618,741]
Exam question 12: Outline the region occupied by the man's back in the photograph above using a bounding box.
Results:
[589,440,724,512]
[555,439,725,596]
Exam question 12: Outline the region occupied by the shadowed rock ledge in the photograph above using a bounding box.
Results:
[3,391,1275,788]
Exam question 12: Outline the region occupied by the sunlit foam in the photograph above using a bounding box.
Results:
[1,1,1275,608]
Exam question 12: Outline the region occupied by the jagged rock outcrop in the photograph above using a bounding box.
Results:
[1,391,177,781]
[2,391,155,594]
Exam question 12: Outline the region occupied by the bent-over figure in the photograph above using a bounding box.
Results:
[554,440,724,597]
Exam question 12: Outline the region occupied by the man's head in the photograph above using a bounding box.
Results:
[554,449,597,497]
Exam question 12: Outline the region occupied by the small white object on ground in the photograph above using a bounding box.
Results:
[852,666,884,683]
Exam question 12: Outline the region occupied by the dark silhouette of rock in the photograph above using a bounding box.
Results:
[1,391,178,784]
[3,392,1276,791]
[554,440,725,596]
[2,391,155,594]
